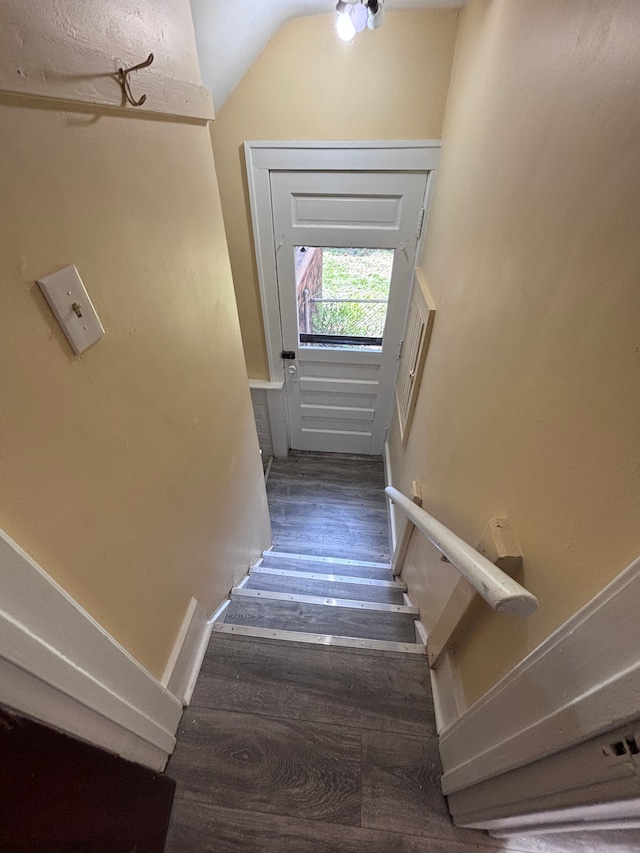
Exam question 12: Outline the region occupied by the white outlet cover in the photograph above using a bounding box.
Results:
[37,265,105,355]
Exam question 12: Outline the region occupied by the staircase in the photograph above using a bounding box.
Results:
[213,549,426,654]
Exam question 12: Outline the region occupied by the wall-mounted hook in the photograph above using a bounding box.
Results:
[117,53,154,107]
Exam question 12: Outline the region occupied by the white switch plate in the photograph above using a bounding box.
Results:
[37,265,105,355]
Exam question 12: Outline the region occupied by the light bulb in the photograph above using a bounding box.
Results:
[367,2,385,29]
[351,3,368,32]
[336,10,356,41]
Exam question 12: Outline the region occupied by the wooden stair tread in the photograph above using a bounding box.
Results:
[224,597,417,644]
[261,554,394,582]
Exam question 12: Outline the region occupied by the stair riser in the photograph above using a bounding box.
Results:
[212,624,426,656]
[245,574,405,605]
[232,589,417,614]
[261,557,394,582]
[265,551,390,569]
[251,566,406,590]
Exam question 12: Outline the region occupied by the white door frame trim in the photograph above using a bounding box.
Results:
[244,140,442,386]
[0,528,184,771]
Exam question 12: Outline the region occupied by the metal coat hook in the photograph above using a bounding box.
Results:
[117,53,154,107]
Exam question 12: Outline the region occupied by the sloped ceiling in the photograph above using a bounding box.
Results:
[190,0,466,112]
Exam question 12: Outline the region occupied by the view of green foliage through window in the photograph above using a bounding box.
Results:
[296,247,393,343]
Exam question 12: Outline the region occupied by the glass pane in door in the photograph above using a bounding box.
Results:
[295,247,394,348]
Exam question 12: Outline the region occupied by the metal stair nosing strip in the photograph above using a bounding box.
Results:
[230,586,419,614]
[250,565,407,590]
[212,621,427,655]
[262,551,391,570]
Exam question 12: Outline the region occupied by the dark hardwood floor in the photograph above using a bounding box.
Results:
[165,452,540,852]
[165,635,536,853]
[266,451,390,562]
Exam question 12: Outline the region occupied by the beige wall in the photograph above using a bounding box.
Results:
[389,0,640,705]
[210,10,459,379]
[0,6,271,679]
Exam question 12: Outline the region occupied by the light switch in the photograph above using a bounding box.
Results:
[37,265,105,355]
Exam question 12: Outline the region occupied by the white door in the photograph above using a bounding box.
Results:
[271,170,428,454]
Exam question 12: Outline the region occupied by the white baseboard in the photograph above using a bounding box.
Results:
[494,816,640,836]
[449,719,640,834]
[0,654,169,771]
[0,529,183,771]
[266,384,288,457]
[161,597,213,706]
[438,553,640,798]
[487,796,640,836]
[430,647,468,735]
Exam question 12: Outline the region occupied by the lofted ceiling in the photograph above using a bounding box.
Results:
[190,0,467,112]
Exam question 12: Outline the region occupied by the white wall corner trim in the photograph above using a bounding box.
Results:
[248,379,285,391]
[438,553,640,797]
[249,378,288,457]
[431,648,468,735]
[0,529,183,771]
[161,597,213,706]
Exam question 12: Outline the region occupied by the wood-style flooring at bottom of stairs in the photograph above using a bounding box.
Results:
[266,451,390,563]
[165,632,538,853]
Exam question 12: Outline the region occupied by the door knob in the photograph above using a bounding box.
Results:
[288,364,297,375]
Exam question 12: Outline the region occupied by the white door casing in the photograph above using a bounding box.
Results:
[244,142,441,457]
[271,170,428,454]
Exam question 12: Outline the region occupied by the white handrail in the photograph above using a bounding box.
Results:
[385,486,538,617]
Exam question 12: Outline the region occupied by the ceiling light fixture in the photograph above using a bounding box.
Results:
[336,0,385,41]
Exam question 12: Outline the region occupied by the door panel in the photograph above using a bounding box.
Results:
[300,389,378,408]
[271,170,428,455]
[300,361,381,381]
[292,193,403,229]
